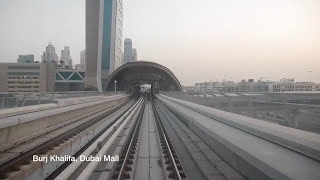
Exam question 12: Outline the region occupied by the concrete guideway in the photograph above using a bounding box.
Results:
[0,103,57,119]
[162,91,320,134]
[69,96,188,180]
[134,101,164,180]
[0,94,128,128]
[57,98,145,180]
[0,93,125,118]
[0,94,130,180]
[2,93,319,179]
[97,97,186,180]
[0,94,128,151]
[157,94,320,180]
[154,100,244,180]
[158,94,320,161]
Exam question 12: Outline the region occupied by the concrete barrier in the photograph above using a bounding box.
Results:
[0,103,58,119]
[56,95,124,106]
[0,94,125,119]
[157,94,320,180]
[161,92,320,133]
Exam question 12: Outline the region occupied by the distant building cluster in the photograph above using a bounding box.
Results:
[195,78,320,93]
[1,42,88,93]
[5,0,142,92]
[17,42,88,72]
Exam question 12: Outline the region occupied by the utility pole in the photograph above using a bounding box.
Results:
[308,71,312,82]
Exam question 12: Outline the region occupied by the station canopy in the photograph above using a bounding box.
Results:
[104,61,182,92]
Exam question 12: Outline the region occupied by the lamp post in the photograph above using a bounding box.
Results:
[114,80,117,92]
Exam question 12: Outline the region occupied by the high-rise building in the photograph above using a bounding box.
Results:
[80,50,86,65]
[132,48,137,61]
[60,46,73,67]
[17,55,34,63]
[41,42,59,64]
[85,0,123,92]
[124,38,133,63]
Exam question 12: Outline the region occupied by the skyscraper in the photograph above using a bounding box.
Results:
[60,46,73,67]
[124,38,133,64]
[80,50,86,65]
[132,48,137,61]
[41,42,59,64]
[85,0,123,92]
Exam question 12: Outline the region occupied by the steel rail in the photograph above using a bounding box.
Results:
[116,98,145,180]
[76,98,144,180]
[55,98,143,180]
[152,101,183,180]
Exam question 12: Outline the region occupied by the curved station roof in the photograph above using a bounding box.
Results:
[104,61,182,91]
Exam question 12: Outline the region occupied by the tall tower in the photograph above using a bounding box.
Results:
[60,46,73,67]
[41,42,59,64]
[124,38,133,64]
[132,48,137,61]
[85,0,123,92]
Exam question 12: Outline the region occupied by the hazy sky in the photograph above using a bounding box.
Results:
[0,0,319,85]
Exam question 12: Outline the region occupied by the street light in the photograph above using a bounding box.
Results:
[114,80,117,92]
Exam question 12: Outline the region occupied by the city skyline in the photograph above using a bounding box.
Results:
[0,0,319,85]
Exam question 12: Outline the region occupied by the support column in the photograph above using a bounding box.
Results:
[228,98,234,112]
[287,108,298,128]
[248,97,257,118]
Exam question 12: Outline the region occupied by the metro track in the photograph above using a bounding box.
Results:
[110,96,187,180]
[5,93,313,179]
[56,96,188,180]
[0,94,245,180]
[58,95,239,180]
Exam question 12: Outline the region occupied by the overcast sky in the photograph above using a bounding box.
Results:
[0,0,319,85]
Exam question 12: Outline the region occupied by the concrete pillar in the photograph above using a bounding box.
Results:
[287,109,298,128]
[0,98,4,109]
[228,98,234,112]
[248,97,257,118]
